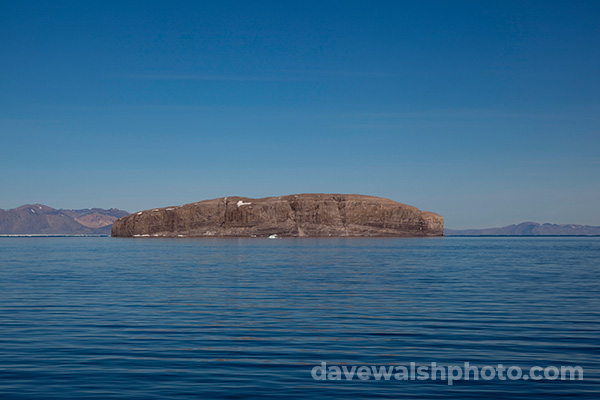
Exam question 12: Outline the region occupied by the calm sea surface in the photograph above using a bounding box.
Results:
[0,237,598,399]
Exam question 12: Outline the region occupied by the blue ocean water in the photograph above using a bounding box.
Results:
[0,237,598,399]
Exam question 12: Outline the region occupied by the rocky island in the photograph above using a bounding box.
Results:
[111,194,443,238]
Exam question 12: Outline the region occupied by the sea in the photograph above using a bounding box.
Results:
[0,236,598,399]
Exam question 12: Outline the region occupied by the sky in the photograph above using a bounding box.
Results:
[1,0,599,229]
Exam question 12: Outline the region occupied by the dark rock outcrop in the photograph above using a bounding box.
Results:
[111,194,444,238]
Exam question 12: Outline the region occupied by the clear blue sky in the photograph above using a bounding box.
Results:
[1,0,598,228]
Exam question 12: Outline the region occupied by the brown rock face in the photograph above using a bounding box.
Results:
[111,194,444,238]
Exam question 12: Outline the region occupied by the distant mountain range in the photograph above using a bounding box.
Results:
[0,204,129,235]
[445,222,600,236]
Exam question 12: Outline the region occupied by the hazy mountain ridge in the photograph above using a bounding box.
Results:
[0,204,129,235]
[446,222,600,236]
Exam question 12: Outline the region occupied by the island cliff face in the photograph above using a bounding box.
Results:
[111,194,444,238]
